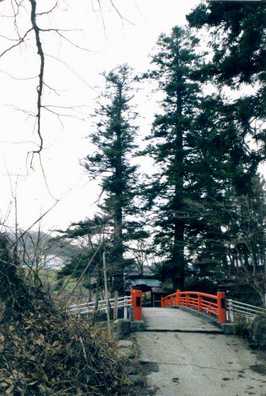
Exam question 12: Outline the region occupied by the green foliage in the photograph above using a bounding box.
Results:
[140,16,266,293]
[187,0,266,157]
[56,14,265,298]
[83,65,146,293]
[187,1,266,85]
[234,316,250,338]
[141,26,204,289]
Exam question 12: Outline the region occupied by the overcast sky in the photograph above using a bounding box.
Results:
[5,0,265,236]
[0,0,202,233]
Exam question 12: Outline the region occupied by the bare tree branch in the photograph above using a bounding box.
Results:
[29,0,44,156]
[0,68,37,80]
[10,200,59,249]
[0,27,32,57]
[36,0,58,17]
[96,0,107,37]
[109,0,134,26]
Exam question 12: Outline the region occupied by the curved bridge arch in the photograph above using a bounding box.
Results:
[161,290,226,324]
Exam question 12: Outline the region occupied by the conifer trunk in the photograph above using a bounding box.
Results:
[172,75,185,290]
[113,84,124,295]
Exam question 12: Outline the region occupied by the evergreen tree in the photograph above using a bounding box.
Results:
[187,1,265,85]
[186,2,265,280]
[187,1,266,156]
[185,1,266,299]
[186,93,260,272]
[142,25,264,291]
[83,65,143,294]
[142,27,204,289]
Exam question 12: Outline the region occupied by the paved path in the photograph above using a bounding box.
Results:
[143,307,221,332]
[135,308,266,396]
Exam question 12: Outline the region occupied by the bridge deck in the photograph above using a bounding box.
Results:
[142,307,221,332]
[136,307,266,396]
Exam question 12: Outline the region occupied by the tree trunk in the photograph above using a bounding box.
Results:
[112,84,124,295]
[172,66,185,290]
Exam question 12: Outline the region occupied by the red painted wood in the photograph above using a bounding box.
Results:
[161,290,226,324]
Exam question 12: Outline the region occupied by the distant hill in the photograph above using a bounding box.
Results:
[7,229,82,264]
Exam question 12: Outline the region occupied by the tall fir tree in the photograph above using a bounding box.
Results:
[186,0,266,301]
[185,93,261,272]
[84,65,142,294]
[143,26,204,289]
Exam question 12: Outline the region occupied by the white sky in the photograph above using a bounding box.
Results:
[1,0,264,234]
[0,0,200,232]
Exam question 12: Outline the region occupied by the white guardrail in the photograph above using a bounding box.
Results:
[226,298,266,323]
[69,295,132,319]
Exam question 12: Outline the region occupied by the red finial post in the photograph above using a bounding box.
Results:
[217,291,226,324]
[131,289,142,321]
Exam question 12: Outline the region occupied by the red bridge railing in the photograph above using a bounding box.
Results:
[161,290,226,324]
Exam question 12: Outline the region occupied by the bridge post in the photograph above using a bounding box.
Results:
[175,290,180,306]
[185,293,189,307]
[198,294,202,311]
[131,289,142,321]
[217,292,226,324]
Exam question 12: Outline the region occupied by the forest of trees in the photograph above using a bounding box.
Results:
[55,1,266,304]
[1,2,265,394]
[0,0,264,304]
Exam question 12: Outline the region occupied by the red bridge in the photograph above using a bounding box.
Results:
[131,289,226,324]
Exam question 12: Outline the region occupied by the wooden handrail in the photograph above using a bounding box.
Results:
[161,290,226,324]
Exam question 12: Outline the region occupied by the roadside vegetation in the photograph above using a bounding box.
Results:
[0,1,265,394]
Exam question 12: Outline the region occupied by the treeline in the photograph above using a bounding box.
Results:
[58,2,266,302]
